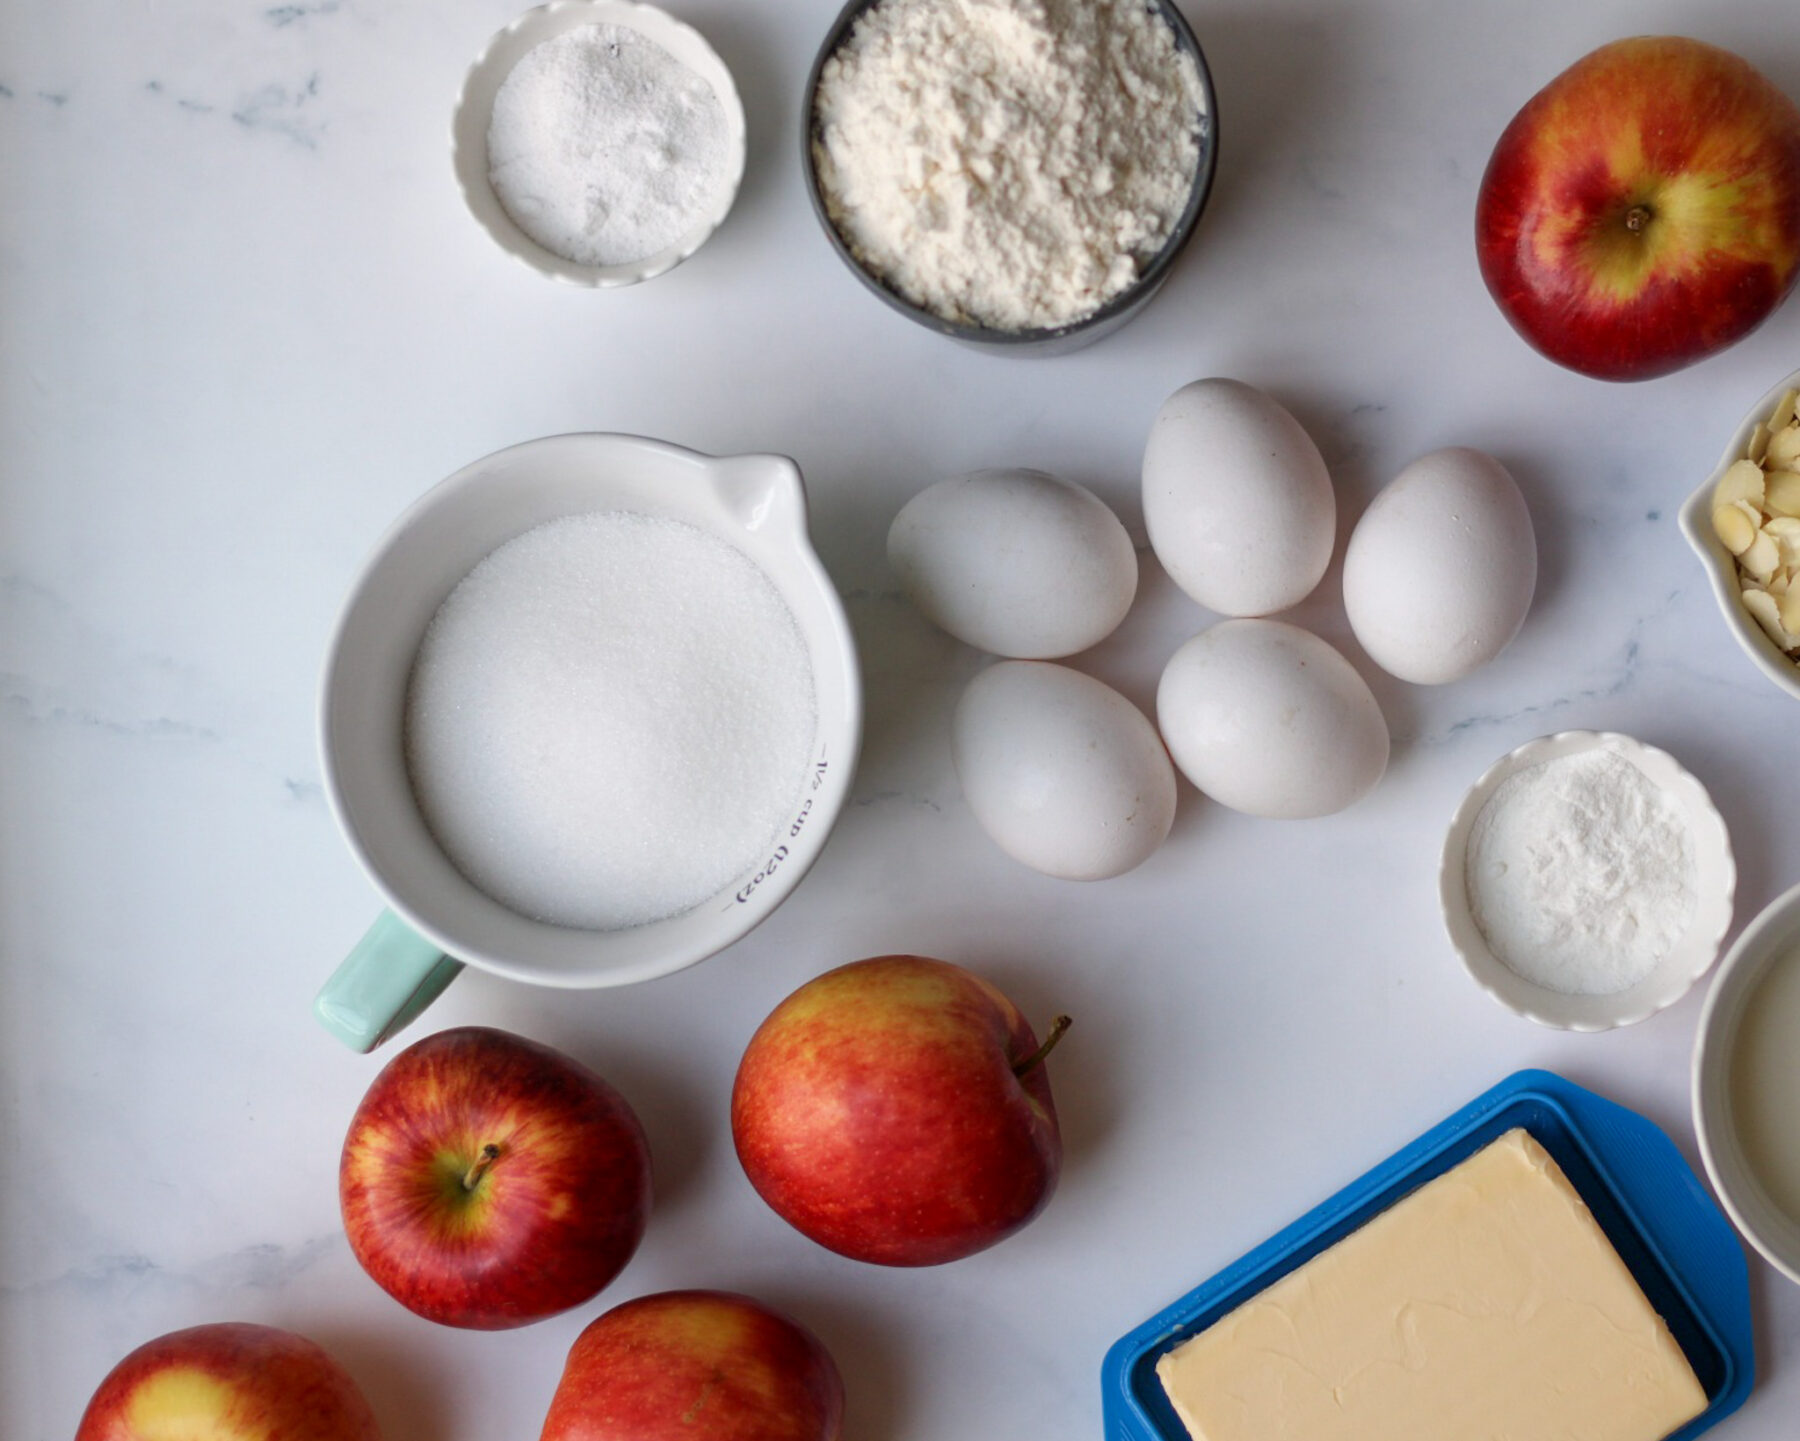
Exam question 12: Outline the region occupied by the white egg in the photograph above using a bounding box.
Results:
[888,469,1137,658]
[1157,620,1388,818]
[952,661,1176,880]
[1342,447,1537,684]
[1142,378,1336,617]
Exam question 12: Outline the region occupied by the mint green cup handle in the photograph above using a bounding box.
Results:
[314,910,464,1052]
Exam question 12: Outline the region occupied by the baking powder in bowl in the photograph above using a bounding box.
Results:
[404,512,817,931]
[488,24,732,267]
[1464,749,1696,994]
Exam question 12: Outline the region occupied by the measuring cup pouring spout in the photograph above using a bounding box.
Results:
[705,451,810,538]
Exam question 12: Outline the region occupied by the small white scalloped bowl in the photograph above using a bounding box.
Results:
[451,0,747,286]
[1439,730,1735,1031]
[1678,365,1800,703]
[1692,879,1800,1285]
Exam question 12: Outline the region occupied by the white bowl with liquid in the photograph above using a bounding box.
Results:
[1693,879,1800,1285]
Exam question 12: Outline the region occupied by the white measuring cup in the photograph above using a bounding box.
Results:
[313,434,861,1051]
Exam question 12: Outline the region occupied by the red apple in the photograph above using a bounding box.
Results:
[74,1322,380,1441]
[1476,36,1800,381]
[540,1290,844,1441]
[339,1025,651,1329]
[730,954,1068,1266]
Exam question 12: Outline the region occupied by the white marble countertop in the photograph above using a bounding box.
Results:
[5,1,1800,1437]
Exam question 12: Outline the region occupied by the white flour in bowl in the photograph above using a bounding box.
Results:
[813,0,1207,331]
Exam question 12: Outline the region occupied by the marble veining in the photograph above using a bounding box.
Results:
[267,2,345,27]
[3,1236,341,1303]
[5,1,1800,1439]
[229,74,326,146]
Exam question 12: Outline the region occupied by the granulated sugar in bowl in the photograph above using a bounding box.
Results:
[314,435,861,1052]
[406,511,818,931]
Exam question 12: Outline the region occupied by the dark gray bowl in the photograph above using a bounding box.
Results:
[802,0,1218,357]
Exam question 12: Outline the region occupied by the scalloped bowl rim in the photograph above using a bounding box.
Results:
[1439,730,1736,1031]
[450,0,748,288]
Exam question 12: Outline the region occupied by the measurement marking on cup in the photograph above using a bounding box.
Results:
[736,847,790,905]
[735,758,831,905]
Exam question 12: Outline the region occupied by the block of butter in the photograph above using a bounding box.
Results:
[1155,1128,1707,1441]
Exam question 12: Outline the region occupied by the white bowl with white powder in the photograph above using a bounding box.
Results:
[802,0,1217,353]
[1439,731,1735,1031]
[452,1,746,286]
[315,434,860,1049]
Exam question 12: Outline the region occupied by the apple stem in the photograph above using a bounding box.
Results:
[1012,1015,1072,1078]
[462,1144,501,1192]
[1624,205,1652,234]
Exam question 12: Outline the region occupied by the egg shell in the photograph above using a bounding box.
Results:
[952,661,1177,881]
[1142,378,1336,617]
[888,469,1138,658]
[1157,619,1388,819]
[1342,447,1537,685]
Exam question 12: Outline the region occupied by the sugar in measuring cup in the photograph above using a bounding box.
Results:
[313,434,862,1051]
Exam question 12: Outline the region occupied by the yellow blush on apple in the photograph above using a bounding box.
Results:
[1477,35,1800,381]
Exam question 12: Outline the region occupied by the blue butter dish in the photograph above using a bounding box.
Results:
[1100,1069,1754,1441]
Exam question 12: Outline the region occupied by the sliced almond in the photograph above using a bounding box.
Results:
[1743,586,1792,647]
[1715,503,1758,554]
[1765,470,1800,518]
[1767,516,1800,563]
[1743,528,1782,581]
[1722,396,1800,665]
[1768,423,1800,469]
[1715,457,1768,507]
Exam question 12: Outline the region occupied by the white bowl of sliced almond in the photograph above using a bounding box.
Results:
[1681,366,1800,702]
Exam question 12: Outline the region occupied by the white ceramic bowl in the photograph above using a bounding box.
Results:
[314,435,861,1049]
[451,0,747,286]
[1439,730,1735,1031]
[1693,879,1800,1285]
[1678,364,1800,703]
